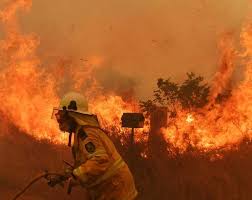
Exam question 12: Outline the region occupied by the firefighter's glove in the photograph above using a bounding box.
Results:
[64,167,73,178]
[46,174,67,188]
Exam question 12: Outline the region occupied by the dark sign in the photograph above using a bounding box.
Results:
[121,113,145,128]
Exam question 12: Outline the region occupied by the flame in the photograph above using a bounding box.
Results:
[0,0,65,143]
[0,1,142,146]
[90,94,148,144]
[185,114,194,123]
[162,27,252,153]
[208,33,236,105]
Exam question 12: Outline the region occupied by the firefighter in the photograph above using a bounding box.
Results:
[51,92,138,200]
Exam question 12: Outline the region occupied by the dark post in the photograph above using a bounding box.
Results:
[131,127,135,147]
[149,107,168,156]
[121,113,145,162]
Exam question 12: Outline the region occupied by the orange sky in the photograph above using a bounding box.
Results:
[0,0,251,99]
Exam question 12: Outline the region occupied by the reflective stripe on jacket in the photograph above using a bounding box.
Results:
[72,125,138,200]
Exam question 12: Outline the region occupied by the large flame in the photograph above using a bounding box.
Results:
[0,0,140,145]
[162,27,252,152]
[0,0,63,143]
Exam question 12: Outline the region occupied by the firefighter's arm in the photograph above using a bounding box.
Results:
[72,131,110,185]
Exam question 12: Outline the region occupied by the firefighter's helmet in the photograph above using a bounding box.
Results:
[52,92,92,118]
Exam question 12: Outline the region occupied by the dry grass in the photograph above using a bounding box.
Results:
[2,121,252,200]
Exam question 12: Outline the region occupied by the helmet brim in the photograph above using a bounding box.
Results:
[51,107,93,119]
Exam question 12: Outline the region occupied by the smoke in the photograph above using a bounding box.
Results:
[7,0,249,99]
[94,65,138,101]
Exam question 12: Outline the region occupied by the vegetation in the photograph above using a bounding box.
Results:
[140,72,210,116]
[111,72,242,200]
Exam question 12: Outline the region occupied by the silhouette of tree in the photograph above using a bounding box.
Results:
[140,72,210,115]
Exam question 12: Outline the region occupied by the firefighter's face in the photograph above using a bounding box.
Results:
[55,110,74,132]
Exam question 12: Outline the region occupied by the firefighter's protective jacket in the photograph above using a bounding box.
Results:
[72,124,138,200]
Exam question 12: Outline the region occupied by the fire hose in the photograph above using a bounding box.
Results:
[11,171,72,200]
[12,160,76,200]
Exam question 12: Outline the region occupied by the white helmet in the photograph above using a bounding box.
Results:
[52,92,92,118]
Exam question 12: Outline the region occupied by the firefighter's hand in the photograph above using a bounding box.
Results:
[46,174,66,188]
[64,166,73,178]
